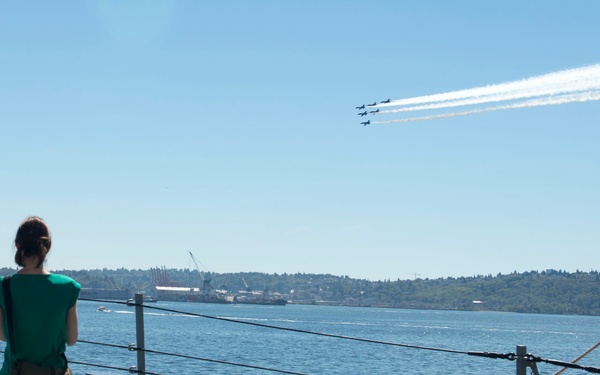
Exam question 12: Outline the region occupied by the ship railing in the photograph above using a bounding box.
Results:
[56,294,600,374]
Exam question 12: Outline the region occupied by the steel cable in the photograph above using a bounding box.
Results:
[76,298,600,374]
[131,345,312,375]
[69,359,161,375]
[132,301,469,355]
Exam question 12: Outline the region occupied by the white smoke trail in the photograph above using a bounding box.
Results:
[377,64,600,110]
[381,80,598,114]
[374,90,600,124]
[367,64,600,123]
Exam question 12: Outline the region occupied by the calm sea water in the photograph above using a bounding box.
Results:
[52,301,600,374]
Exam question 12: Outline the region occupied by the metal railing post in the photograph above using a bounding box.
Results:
[516,345,527,375]
[135,293,146,373]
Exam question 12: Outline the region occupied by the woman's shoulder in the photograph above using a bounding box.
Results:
[48,273,81,289]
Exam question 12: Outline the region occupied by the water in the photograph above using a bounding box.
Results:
[61,301,600,374]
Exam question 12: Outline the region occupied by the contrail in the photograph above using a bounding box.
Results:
[367,64,600,123]
[374,90,600,124]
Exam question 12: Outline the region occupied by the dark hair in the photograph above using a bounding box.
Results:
[14,216,52,268]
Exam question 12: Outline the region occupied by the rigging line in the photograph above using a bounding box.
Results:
[79,297,131,306]
[69,360,160,375]
[78,339,312,375]
[78,339,131,350]
[136,303,468,355]
[554,340,600,375]
[132,346,313,375]
[80,299,538,366]
[529,355,600,374]
[466,352,516,361]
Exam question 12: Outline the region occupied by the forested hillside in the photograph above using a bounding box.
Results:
[2,268,599,315]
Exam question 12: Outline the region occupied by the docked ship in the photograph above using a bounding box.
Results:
[152,266,234,303]
[151,263,286,305]
[234,291,287,305]
[154,285,235,303]
[234,277,287,305]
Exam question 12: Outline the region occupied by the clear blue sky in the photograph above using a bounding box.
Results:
[1,1,598,281]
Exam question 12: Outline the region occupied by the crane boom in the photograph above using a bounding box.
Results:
[189,251,213,292]
[189,251,214,272]
[241,277,250,291]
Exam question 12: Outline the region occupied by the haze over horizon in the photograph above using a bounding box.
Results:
[1,1,598,281]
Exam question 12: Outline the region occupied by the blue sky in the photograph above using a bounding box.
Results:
[1,1,598,281]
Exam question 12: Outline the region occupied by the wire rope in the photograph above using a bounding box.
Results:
[78,339,312,374]
[134,301,469,355]
[554,340,600,375]
[77,298,600,374]
[137,346,312,375]
[69,359,161,375]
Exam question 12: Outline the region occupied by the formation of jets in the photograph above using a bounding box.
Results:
[355,98,391,125]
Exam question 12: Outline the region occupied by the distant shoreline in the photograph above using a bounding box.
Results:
[41,267,600,316]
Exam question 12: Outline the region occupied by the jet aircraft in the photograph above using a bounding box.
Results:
[357,111,368,116]
[369,109,380,114]
[367,102,377,107]
[380,98,391,103]
[361,120,371,126]
[355,105,365,110]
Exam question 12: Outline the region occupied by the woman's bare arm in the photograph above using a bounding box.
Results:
[66,303,78,346]
[0,308,5,342]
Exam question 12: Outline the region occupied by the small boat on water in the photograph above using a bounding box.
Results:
[97,306,111,312]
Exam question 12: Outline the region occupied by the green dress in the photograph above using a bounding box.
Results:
[0,274,80,374]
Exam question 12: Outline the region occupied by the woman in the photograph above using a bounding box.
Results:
[0,216,80,374]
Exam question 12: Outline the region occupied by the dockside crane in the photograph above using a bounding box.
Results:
[241,277,251,292]
[189,251,213,292]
